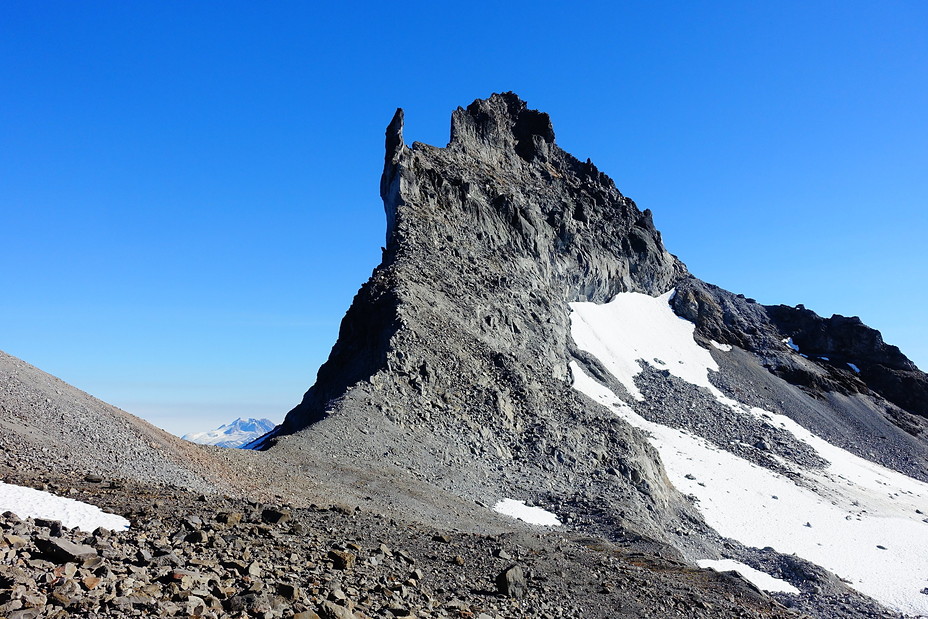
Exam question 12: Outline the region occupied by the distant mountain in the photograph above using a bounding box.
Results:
[182,418,276,448]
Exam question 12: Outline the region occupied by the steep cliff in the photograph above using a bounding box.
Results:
[257,93,703,548]
[256,93,928,575]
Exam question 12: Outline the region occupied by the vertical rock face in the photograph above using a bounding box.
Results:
[281,93,685,434]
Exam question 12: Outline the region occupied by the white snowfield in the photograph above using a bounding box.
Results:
[570,291,723,402]
[697,559,800,594]
[493,498,562,526]
[0,481,129,531]
[569,291,928,616]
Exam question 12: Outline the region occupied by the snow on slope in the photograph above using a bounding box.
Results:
[182,418,276,448]
[494,499,562,526]
[570,290,722,401]
[0,482,129,531]
[569,291,928,616]
[697,559,799,594]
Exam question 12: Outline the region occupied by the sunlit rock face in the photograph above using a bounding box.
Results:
[250,93,928,615]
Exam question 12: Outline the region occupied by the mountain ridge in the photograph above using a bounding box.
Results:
[245,92,928,614]
[3,93,927,617]
[0,349,223,492]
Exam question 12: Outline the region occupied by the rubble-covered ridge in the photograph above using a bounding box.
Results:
[0,472,812,619]
[0,350,225,493]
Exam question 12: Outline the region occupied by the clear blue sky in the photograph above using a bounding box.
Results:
[2,2,926,436]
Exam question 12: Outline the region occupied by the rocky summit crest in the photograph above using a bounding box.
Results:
[256,92,700,544]
[254,92,928,561]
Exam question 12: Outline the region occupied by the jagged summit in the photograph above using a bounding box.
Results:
[382,92,682,296]
[266,94,687,443]
[448,92,555,160]
[249,93,928,614]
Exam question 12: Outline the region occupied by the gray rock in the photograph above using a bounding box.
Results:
[261,507,291,525]
[34,537,98,563]
[495,564,527,598]
[318,600,357,619]
[328,550,356,570]
[277,582,300,600]
[34,518,63,536]
[216,511,243,525]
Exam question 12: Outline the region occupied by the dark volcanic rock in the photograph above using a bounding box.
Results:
[34,536,98,563]
[766,303,928,415]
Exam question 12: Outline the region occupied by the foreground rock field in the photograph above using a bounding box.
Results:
[0,468,809,619]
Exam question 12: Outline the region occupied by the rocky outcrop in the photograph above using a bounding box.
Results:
[765,303,928,416]
[257,91,927,569]
[277,94,684,433]
[258,93,699,548]
[671,277,928,419]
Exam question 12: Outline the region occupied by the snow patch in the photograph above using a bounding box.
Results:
[697,559,799,594]
[847,363,861,373]
[571,361,928,615]
[568,292,928,616]
[0,482,129,531]
[783,337,800,352]
[569,290,722,401]
[710,341,733,352]
[493,499,561,526]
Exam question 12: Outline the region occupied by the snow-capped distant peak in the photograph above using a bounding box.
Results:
[182,417,277,449]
